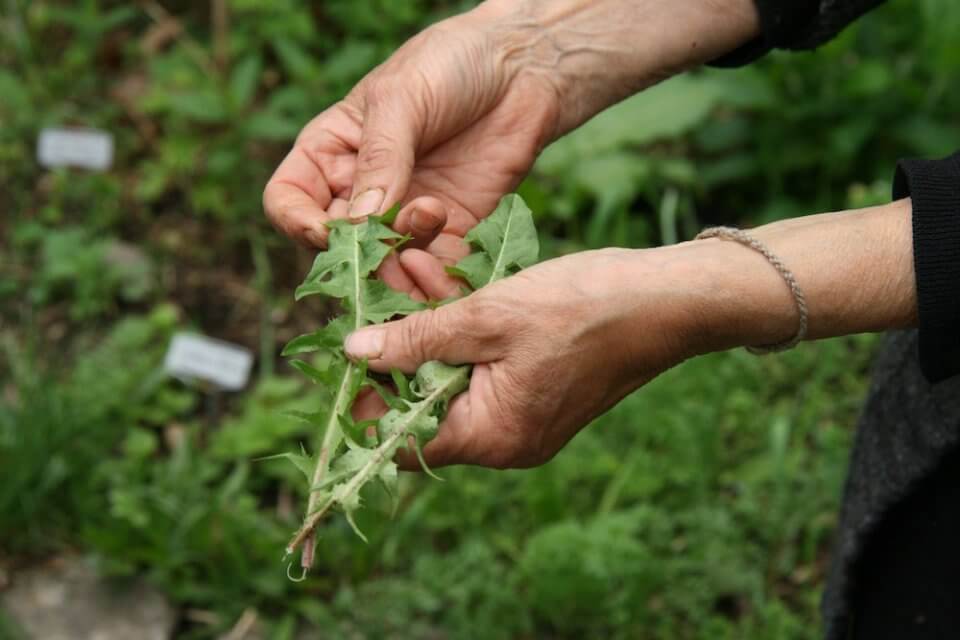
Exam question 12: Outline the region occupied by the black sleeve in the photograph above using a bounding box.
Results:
[712,0,889,67]
[892,153,960,384]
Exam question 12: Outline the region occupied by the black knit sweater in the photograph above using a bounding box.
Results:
[710,2,960,639]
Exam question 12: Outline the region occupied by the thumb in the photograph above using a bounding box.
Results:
[344,300,503,373]
[348,84,421,220]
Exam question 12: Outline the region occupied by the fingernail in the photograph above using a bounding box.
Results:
[411,208,443,232]
[349,188,384,219]
[304,228,326,248]
[345,328,385,360]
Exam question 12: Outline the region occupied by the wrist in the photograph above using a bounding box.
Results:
[681,199,917,356]
[473,0,760,137]
[681,238,801,354]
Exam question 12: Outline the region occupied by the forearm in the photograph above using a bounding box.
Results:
[685,199,917,354]
[469,0,760,137]
[601,199,916,369]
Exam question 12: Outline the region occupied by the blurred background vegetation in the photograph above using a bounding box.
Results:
[1,0,957,638]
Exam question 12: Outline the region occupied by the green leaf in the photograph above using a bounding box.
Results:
[328,448,374,483]
[391,369,414,401]
[376,362,469,447]
[363,279,424,322]
[282,409,327,426]
[536,74,725,175]
[448,195,539,289]
[282,196,537,562]
[310,449,371,492]
[257,450,314,482]
[283,214,427,563]
[412,361,471,401]
[288,359,327,383]
[273,39,320,81]
[337,414,377,449]
[166,90,227,123]
[377,460,400,514]
[366,378,408,411]
[294,219,400,301]
[372,202,402,225]
[282,316,352,356]
[243,110,302,142]
[288,354,347,387]
[229,54,263,110]
[412,439,443,481]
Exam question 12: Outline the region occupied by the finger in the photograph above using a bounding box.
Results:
[393,196,447,249]
[263,147,332,248]
[397,185,483,237]
[400,233,471,300]
[352,387,386,422]
[327,196,350,221]
[343,296,504,373]
[425,232,471,263]
[399,249,463,301]
[348,82,421,220]
[377,253,426,302]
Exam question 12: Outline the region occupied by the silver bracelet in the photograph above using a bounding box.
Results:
[695,226,808,354]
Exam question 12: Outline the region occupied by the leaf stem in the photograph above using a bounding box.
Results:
[298,225,366,569]
[286,367,466,556]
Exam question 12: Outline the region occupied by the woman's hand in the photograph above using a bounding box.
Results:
[262,6,562,297]
[263,0,760,298]
[343,247,712,468]
[342,199,918,470]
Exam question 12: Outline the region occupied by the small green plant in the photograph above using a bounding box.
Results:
[276,194,538,577]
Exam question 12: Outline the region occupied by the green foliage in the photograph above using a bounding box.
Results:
[0,610,27,640]
[208,377,315,461]
[531,1,960,249]
[87,433,296,624]
[0,307,187,554]
[15,226,155,320]
[447,194,540,289]
[282,196,537,570]
[279,211,423,568]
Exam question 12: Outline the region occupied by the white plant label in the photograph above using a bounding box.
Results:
[37,127,114,170]
[164,333,253,391]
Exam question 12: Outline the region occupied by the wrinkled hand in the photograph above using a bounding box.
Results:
[343,248,708,469]
[264,0,760,299]
[263,7,560,299]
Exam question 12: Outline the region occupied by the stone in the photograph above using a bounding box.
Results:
[1,556,175,640]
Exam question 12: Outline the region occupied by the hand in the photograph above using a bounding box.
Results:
[343,247,709,468]
[342,198,919,469]
[263,6,562,298]
[263,0,760,299]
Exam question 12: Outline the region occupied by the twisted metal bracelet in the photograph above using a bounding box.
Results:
[695,226,808,354]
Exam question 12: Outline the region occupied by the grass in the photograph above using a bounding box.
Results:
[2,322,876,637]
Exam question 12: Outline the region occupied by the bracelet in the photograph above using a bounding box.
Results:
[695,226,808,354]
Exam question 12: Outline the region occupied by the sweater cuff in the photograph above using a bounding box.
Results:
[893,153,960,383]
[710,0,820,68]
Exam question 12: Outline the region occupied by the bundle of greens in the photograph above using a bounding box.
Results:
[274,194,539,577]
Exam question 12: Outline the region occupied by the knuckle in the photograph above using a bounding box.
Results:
[363,76,393,105]
[357,138,396,173]
[260,188,313,241]
[464,296,511,335]
[396,310,441,364]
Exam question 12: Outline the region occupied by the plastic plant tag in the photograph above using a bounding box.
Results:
[37,127,114,170]
[163,333,253,391]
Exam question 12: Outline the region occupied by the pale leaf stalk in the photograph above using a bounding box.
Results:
[299,225,366,570]
[286,367,467,556]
